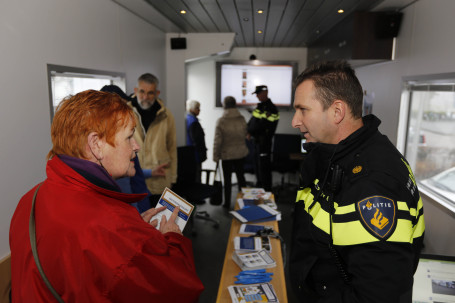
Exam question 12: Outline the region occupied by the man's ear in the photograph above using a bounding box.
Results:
[332,100,346,124]
[156,90,161,98]
[134,87,138,95]
[87,132,104,161]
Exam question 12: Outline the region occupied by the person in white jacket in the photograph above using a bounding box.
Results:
[213,96,249,209]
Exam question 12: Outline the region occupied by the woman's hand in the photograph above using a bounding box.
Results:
[151,163,168,177]
[141,206,166,227]
[159,206,182,235]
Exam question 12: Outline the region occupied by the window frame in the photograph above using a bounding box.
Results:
[398,72,455,211]
[47,64,126,121]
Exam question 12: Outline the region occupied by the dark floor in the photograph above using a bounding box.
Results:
[183,181,300,303]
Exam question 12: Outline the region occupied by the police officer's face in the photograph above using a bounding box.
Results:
[292,80,338,144]
[256,91,268,102]
[135,81,160,109]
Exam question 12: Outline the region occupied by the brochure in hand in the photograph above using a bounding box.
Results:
[149,187,194,231]
[228,283,279,303]
[230,204,281,223]
[232,249,276,271]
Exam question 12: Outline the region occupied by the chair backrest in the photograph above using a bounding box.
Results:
[272,134,302,172]
[244,139,256,174]
[176,146,198,184]
[175,146,218,203]
[272,134,302,158]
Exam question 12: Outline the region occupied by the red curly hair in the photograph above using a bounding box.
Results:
[47,90,135,160]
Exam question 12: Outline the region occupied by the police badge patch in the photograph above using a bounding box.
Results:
[357,196,396,240]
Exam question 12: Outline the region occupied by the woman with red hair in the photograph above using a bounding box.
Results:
[9,90,203,302]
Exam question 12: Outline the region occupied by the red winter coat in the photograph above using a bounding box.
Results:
[9,156,203,302]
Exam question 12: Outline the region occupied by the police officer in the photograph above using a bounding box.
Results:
[247,85,279,191]
[290,61,425,302]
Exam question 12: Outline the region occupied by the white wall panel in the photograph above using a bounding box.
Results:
[0,0,165,258]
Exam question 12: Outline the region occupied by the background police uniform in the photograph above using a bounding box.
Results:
[290,115,425,303]
[247,91,279,191]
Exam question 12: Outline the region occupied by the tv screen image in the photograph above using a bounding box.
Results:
[216,60,298,108]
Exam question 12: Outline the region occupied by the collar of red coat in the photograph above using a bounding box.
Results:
[47,156,148,204]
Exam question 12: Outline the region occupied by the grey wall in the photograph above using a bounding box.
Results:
[0,0,166,258]
[354,0,455,255]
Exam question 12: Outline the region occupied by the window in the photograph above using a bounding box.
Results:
[47,64,126,120]
[399,73,455,208]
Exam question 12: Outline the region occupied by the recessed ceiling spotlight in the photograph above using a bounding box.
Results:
[180,10,187,14]
[257,30,263,34]
[257,9,264,14]
[338,9,344,13]
[243,17,249,21]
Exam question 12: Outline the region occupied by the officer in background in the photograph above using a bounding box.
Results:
[290,60,425,302]
[247,85,279,191]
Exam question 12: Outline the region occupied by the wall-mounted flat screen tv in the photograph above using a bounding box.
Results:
[216,60,298,108]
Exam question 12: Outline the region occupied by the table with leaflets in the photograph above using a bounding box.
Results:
[215,192,288,302]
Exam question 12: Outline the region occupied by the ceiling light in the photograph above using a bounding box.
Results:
[338,9,344,13]
[257,9,264,14]
[257,30,263,34]
[243,18,249,21]
[180,10,187,14]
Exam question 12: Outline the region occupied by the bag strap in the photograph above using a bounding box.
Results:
[29,183,65,303]
[214,161,220,180]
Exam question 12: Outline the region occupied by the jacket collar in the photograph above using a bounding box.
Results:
[300,114,381,186]
[47,156,147,203]
[222,108,241,118]
[58,154,120,192]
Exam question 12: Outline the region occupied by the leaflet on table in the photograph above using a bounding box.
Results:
[237,198,277,210]
[228,283,279,303]
[239,224,267,235]
[149,187,194,231]
[232,249,276,271]
[234,236,271,253]
[241,187,272,200]
[230,204,281,223]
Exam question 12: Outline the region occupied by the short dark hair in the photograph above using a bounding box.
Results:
[100,85,131,102]
[138,73,159,86]
[223,96,237,109]
[294,60,363,118]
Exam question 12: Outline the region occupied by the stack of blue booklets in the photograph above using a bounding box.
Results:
[230,204,281,223]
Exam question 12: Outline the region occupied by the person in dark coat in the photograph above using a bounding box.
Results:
[247,85,279,191]
[186,99,207,182]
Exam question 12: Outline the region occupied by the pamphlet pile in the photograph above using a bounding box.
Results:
[234,236,271,253]
[237,198,277,210]
[149,187,194,231]
[241,188,272,200]
[228,283,279,303]
[234,269,273,284]
[239,224,267,235]
[232,250,276,271]
[230,204,281,223]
